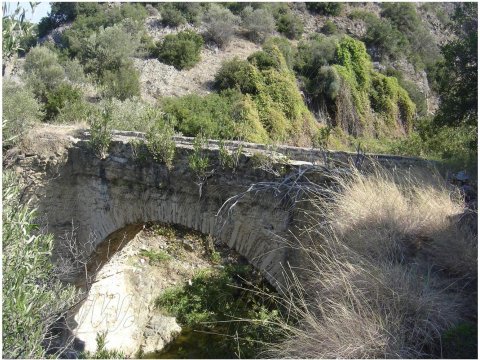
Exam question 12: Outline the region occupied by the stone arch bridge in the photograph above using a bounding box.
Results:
[8,125,434,286]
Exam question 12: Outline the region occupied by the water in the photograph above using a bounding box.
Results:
[143,326,237,359]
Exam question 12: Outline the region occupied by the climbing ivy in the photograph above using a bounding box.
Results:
[330,36,415,136]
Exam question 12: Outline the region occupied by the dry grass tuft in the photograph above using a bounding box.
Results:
[265,163,477,358]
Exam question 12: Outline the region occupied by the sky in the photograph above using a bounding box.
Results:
[3,1,51,24]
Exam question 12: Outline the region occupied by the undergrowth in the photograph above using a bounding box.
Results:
[155,264,282,358]
[260,164,477,358]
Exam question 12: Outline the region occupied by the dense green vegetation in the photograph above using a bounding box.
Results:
[306,2,343,16]
[241,6,276,44]
[2,80,43,145]
[350,3,440,70]
[155,265,282,358]
[275,8,304,40]
[2,172,77,358]
[3,1,474,168]
[156,30,204,70]
[293,34,415,137]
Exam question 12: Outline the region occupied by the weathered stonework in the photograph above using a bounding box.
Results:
[9,126,436,287]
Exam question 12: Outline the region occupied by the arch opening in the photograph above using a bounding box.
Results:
[63,222,279,358]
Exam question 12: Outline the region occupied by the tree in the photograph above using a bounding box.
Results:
[2,2,37,64]
[434,3,477,128]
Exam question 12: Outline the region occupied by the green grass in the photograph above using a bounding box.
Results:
[151,224,177,240]
[139,249,172,265]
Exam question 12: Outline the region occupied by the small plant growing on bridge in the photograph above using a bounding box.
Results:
[89,104,113,159]
[250,148,288,177]
[219,139,243,172]
[146,120,176,169]
[129,138,148,163]
[189,134,212,197]
[189,134,210,173]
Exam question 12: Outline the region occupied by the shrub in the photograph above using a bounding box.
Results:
[381,2,420,35]
[155,265,281,358]
[60,3,146,58]
[102,98,160,132]
[37,2,92,37]
[276,12,304,40]
[37,16,56,38]
[161,89,269,143]
[89,103,113,159]
[218,139,243,170]
[82,24,139,76]
[215,47,318,146]
[138,32,157,58]
[369,72,416,132]
[159,3,186,27]
[355,3,441,68]
[17,30,37,56]
[81,332,127,359]
[391,75,427,117]
[146,121,176,168]
[202,4,239,48]
[294,35,338,116]
[174,3,206,25]
[248,50,282,71]
[115,3,148,23]
[157,30,204,70]
[321,20,339,35]
[214,57,262,94]
[306,2,343,16]
[189,133,211,189]
[2,172,77,358]
[335,36,372,90]
[294,34,337,76]
[2,81,43,145]
[24,46,66,99]
[294,35,416,137]
[264,36,296,70]
[241,6,275,44]
[350,10,406,61]
[54,98,97,125]
[362,14,409,62]
[101,62,141,100]
[44,83,84,121]
[311,65,341,101]
[61,57,87,84]
[389,118,477,172]
[161,91,240,139]
[230,95,270,143]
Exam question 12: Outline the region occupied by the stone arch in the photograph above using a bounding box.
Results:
[38,137,296,287]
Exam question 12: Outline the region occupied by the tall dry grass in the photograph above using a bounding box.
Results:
[265,164,477,358]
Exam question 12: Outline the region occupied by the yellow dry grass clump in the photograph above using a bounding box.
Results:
[267,164,477,358]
